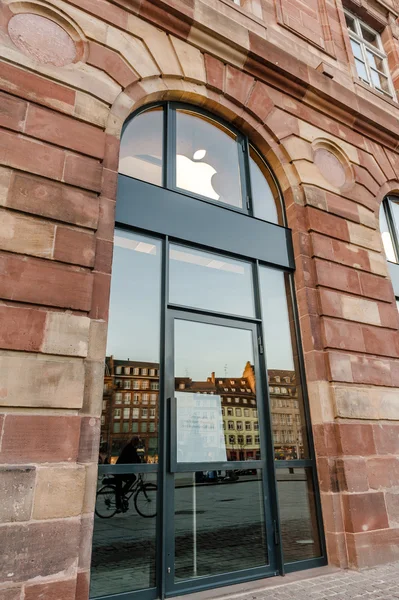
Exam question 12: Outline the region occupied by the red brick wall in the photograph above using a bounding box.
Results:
[1,0,399,598]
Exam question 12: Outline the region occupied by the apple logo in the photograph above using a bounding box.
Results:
[176,149,220,200]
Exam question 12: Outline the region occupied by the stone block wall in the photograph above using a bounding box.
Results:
[1,0,399,598]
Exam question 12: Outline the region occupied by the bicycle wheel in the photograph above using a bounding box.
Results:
[134,483,157,518]
[95,485,118,518]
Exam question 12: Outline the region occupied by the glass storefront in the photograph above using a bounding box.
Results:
[90,102,325,600]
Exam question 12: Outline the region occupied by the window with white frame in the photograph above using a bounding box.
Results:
[345,10,394,97]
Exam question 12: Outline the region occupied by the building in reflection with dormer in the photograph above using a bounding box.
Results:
[101,357,304,464]
[268,370,304,460]
[176,362,304,461]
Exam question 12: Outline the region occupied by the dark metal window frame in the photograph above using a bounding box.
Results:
[121,102,285,224]
[94,102,326,600]
[381,197,399,299]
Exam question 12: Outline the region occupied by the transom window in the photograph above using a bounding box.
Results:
[345,10,394,98]
[119,102,283,224]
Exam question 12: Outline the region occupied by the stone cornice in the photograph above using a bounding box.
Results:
[114,0,399,149]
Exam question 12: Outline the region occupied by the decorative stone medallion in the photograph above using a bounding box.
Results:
[314,147,346,188]
[8,13,77,66]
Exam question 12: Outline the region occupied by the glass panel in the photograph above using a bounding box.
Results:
[388,200,399,259]
[366,49,384,71]
[101,230,161,465]
[370,68,390,93]
[90,473,158,596]
[355,58,369,82]
[259,267,309,460]
[350,38,363,60]
[277,468,321,562]
[379,203,396,263]
[175,109,242,209]
[119,107,163,186]
[174,320,260,462]
[169,244,255,317]
[360,25,379,48]
[345,13,356,33]
[249,147,281,224]
[174,469,267,580]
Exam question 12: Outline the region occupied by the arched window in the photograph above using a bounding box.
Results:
[380,197,399,305]
[380,197,399,263]
[91,102,325,600]
[119,103,283,224]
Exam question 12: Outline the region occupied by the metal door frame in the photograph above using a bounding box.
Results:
[162,309,278,597]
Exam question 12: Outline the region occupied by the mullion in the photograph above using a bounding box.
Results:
[158,235,169,600]
[165,103,176,190]
[240,135,252,215]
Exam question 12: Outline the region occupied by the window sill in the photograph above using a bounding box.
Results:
[354,77,399,109]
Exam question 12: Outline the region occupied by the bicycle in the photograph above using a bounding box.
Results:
[95,473,157,519]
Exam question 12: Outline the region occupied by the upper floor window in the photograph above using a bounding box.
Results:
[345,10,394,98]
[119,103,283,225]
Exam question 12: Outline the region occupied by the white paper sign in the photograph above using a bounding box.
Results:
[175,392,227,463]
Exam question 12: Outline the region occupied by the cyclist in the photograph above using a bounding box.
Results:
[115,436,141,512]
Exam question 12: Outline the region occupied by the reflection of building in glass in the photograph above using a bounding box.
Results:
[268,370,304,460]
[176,364,304,461]
[101,357,159,463]
[102,357,304,464]
[177,361,258,461]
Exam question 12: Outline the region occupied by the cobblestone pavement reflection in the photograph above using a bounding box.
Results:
[220,563,399,600]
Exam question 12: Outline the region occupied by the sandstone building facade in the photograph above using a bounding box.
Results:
[1,0,399,598]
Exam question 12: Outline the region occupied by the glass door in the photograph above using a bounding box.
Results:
[164,311,277,596]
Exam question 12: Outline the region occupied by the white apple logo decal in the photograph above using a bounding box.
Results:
[176,149,220,200]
